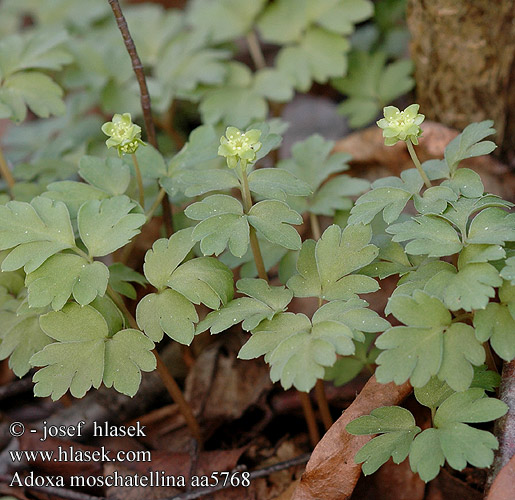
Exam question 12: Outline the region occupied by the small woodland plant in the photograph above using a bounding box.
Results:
[0,0,513,488]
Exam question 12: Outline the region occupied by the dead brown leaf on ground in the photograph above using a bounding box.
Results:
[292,376,412,500]
[426,467,482,500]
[485,454,515,500]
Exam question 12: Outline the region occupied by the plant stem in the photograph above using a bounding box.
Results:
[106,286,202,444]
[406,139,431,188]
[107,0,173,236]
[299,391,320,447]
[310,212,321,240]
[0,145,15,198]
[131,153,145,208]
[146,187,167,220]
[315,379,333,431]
[240,166,268,281]
[246,30,266,70]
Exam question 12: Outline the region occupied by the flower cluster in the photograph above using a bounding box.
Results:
[101,113,144,156]
[377,104,425,146]
[218,127,262,169]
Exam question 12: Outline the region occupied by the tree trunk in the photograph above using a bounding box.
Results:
[406,0,515,167]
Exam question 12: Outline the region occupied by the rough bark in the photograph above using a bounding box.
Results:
[406,0,515,167]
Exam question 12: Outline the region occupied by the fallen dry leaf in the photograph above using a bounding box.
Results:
[292,376,412,500]
[485,454,515,500]
[426,467,482,500]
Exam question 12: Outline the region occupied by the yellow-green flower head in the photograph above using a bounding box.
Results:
[101,113,144,156]
[218,127,262,169]
[377,104,425,146]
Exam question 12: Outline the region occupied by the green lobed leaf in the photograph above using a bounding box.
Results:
[247,168,312,201]
[248,200,302,250]
[142,228,195,291]
[444,121,497,175]
[287,224,379,300]
[474,302,515,361]
[185,194,249,257]
[500,256,515,284]
[197,278,292,334]
[347,406,420,475]
[79,155,131,196]
[136,289,198,344]
[349,169,423,225]
[0,197,75,273]
[32,303,155,399]
[77,195,146,257]
[25,254,109,310]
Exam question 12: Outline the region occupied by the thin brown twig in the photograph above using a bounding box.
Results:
[168,453,311,500]
[107,0,173,236]
[246,30,266,70]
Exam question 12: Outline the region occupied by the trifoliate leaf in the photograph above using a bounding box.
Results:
[79,155,130,196]
[136,289,198,344]
[278,134,350,192]
[103,329,156,397]
[89,295,125,337]
[185,195,249,257]
[287,224,379,300]
[444,121,497,175]
[25,254,109,310]
[247,168,312,201]
[248,200,302,250]
[474,302,515,361]
[32,303,155,399]
[0,314,52,378]
[386,215,462,257]
[335,51,414,128]
[424,263,502,312]
[257,0,310,43]
[347,406,420,475]
[167,257,233,309]
[142,228,195,291]
[197,278,292,334]
[77,196,146,257]
[0,197,74,273]
[349,169,424,225]
[108,262,147,300]
[458,244,506,267]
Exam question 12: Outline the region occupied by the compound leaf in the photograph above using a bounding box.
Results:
[247,168,312,200]
[79,155,130,196]
[108,262,147,300]
[347,406,420,475]
[474,302,515,361]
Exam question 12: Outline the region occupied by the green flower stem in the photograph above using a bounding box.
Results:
[406,139,431,188]
[310,212,321,241]
[240,166,268,281]
[146,187,167,220]
[246,30,266,70]
[0,145,15,198]
[299,391,320,447]
[106,285,203,445]
[131,153,145,208]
